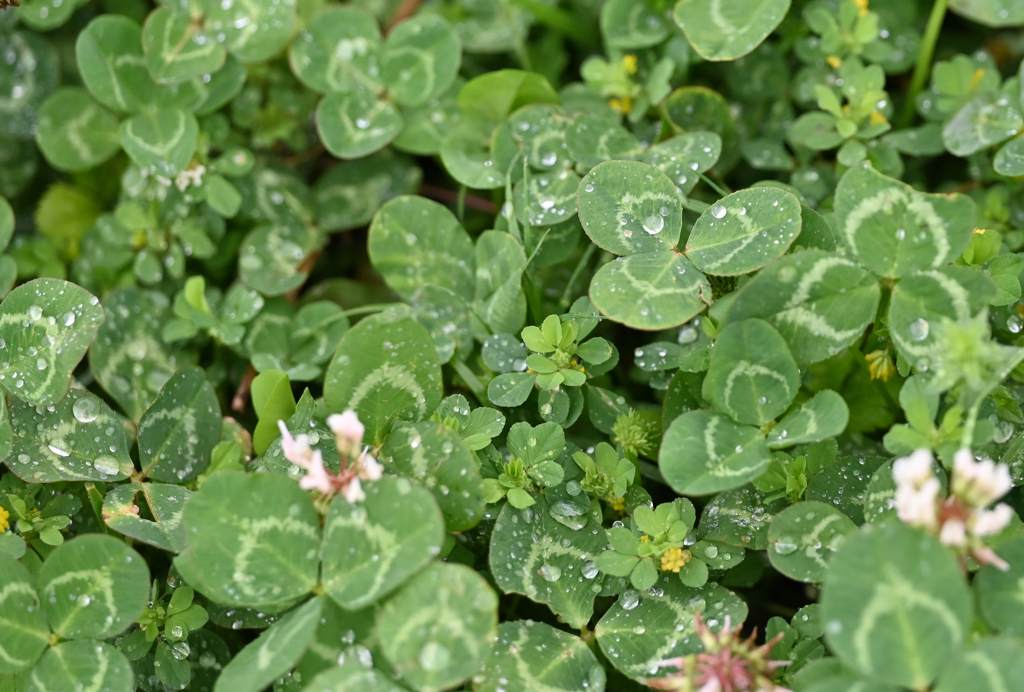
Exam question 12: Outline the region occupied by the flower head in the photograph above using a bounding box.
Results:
[661,547,690,573]
[644,614,791,692]
[328,410,365,457]
[892,448,1017,570]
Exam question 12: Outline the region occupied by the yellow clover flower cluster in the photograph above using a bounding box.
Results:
[660,547,691,573]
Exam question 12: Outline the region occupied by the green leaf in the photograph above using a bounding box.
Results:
[473,231,527,335]
[659,410,771,495]
[696,485,787,549]
[703,318,800,425]
[685,187,802,276]
[25,642,134,692]
[321,476,445,609]
[507,421,564,466]
[514,169,581,227]
[888,266,997,367]
[76,15,153,113]
[942,92,1023,156]
[119,108,200,177]
[0,554,48,675]
[673,0,791,61]
[238,222,321,296]
[767,501,857,583]
[475,620,606,692]
[16,0,82,31]
[767,390,849,448]
[601,0,669,49]
[487,372,535,407]
[821,522,973,688]
[378,562,498,692]
[36,88,121,173]
[200,0,295,63]
[368,196,475,301]
[933,636,1024,692]
[639,132,723,194]
[0,278,104,406]
[378,422,485,531]
[975,535,1024,636]
[250,369,296,456]
[6,389,133,483]
[138,367,221,483]
[383,15,460,107]
[317,87,404,160]
[89,288,193,421]
[39,534,149,639]
[994,134,1024,175]
[314,149,422,233]
[0,198,12,254]
[577,161,683,255]
[287,5,382,95]
[596,580,748,682]
[142,7,225,84]
[806,455,887,525]
[302,664,408,692]
[102,482,190,552]
[213,597,322,692]
[489,498,607,628]
[174,471,321,609]
[458,69,559,128]
[722,250,880,365]
[949,0,1024,25]
[204,174,242,218]
[324,314,443,443]
[834,162,976,279]
[589,252,710,331]
[566,115,642,170]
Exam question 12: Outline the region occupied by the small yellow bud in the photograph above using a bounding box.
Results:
[865,349,895,382]
[639,535,650,543]
[611,497,625,511]
[826,55,842,69]
[869,111,888,125]
[970,68,986,92]
[609,97,632,115]
[974,227,986,234]
[661,547,690,573]
[622,54,638,75]
[853,0,869,16]
[0,506,8,533]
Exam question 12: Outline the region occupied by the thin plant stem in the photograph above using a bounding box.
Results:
[898,0,949,129]
[559,243,597,309]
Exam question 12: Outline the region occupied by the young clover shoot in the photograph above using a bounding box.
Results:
[644,613,791,692]
[278,410,382,505]
[121,581,209,667]
[522,314,612,391]
[893,448,1015,569]
[483,421,565,509]
[572,442,636,508]
[595,498,711,590]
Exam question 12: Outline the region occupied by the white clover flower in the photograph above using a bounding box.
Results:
[953,449,1012,507]
[278,420,314,470]
[972,503,1014,537]
[894,476,940,530]
[174,164,206,192]
[892,449,934,486]
[358,452,383,481]
[298,451,333,495]
[939,519,967,547]
[342,477,365,503]
[328,410,365,456]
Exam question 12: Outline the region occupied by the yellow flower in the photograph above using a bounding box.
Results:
[621,54,638,75]
[826,55,842,69]
[853,0,869,16]
[865,349,895,382]
[661,547,690,573]
[639,535,650,543]
[869,111,888,126]
[609,97,632,115]
[611,497,625,511]
[0,506,8,533]
[970,68,986,92]
[974,227,987,234]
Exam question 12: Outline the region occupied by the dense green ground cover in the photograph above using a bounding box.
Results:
[4,0,1024,690]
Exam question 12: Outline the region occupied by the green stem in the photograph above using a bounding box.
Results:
[898,0,948,129]
[559,243,597,309]
[451,359,488,405]
[961,398,982,449]
[340,303,403,318]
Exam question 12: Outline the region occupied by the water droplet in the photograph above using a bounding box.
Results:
[620,590,640,610]
[773,540,798,555]
[539,564,562,581]
[642,214,664,235]
[710,204,727,219]
[419,643,450,671]
[909,318,929,341]
[1008,315,1022,334]
[703,544,719,558]
[73,398,99,423]
[27,305,42,320]
[678,326,698,344]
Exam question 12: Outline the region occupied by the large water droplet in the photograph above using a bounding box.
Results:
[539,564,562,581]
[418,643,450,672]
[678,326,698,344]
[908,318,929,341]
[643,214,665,235]
[710,204,727,219]
[773,540,798,555]
[73,398,99,423]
